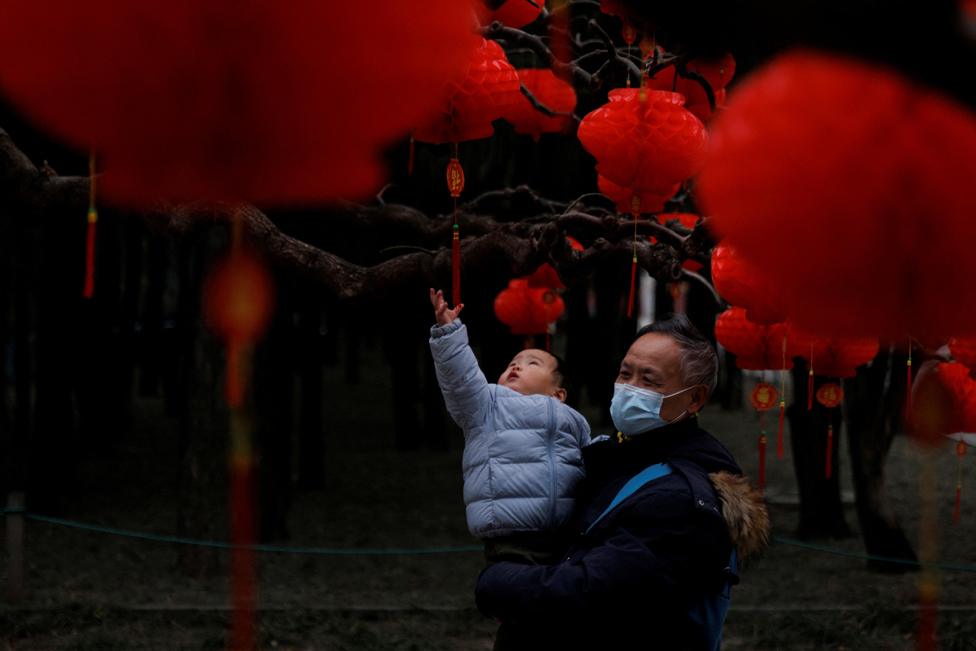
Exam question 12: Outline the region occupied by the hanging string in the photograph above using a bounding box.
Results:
[807,343,815,410]
[954,441,966,525]
[906,338,913,416]
[825,423,834,480]
[447,142,464,308]
[83,150,98,298]
[627,197,639,318]
[758,411,767,494]
[778,335,787,459]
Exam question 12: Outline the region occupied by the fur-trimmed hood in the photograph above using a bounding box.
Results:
[709,471,770,561]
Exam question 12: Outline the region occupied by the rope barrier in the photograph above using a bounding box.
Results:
[3,508,976,570]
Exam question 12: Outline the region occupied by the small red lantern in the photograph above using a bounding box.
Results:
[505,68,578,141]
[715,308,790,372]
[711,244,786,326]
[0,0,478,206]
[751,381,779,492]
[414,38,523,144]
[494,279,566,337]
[699,50,976,342]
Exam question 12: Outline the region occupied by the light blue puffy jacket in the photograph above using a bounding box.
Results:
[429,319,591,539]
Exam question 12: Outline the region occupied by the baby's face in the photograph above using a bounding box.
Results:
[498,349,563,399]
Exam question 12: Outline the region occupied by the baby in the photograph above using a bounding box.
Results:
[428,289,591,563]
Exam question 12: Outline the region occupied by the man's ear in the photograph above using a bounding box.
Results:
[687,385,708,414]
[553,387,567,403]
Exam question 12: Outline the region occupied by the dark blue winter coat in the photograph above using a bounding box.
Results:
[475,416,770,650]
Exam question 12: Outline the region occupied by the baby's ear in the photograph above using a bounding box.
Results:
[553,387,567,403]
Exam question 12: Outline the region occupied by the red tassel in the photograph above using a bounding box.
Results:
[917,581,939,651]
[408,135,415,176]
[758,434,767,493]
[906,357,913,416]
[452,223,461,308]
[807,370,814,410]
[953,484,962,525]
[626,256,637,318]
[776,401,785,459]
[83,210,97,298]
[825,423,833,479]
[225,340,243,408]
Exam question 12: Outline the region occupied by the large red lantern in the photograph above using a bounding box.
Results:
[698,50,976,342]
[477,0,545,28]
[711,244,786,325]
[505,68,578,141]
[0,0,478,206]
[579,89,708,214]
[644,53,736,121]
[494,279,566,336]
[413,38,522,144]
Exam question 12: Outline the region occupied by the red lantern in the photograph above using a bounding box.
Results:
[598,175,678,215]
[478,0,544,28]
[505,68,578,141]
[494,279,566,335]
[414,38,523,144]
[715,308,791,372]
[0,0,478,206]
[580,89,708,211]
[711,244,786,325]
[699,50,976,342]
[750,381,779,493]
[656,213,702,271]
[644,53,736,121]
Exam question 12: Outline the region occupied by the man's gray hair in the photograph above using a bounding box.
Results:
[634,314,719,395]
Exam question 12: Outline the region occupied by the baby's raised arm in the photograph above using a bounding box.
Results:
[430,288,464,326]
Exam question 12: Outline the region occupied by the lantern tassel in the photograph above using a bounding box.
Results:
[83,150,97,299]
[807,369,814,411]
[408,135,415,176]
[825,423,833,479]
[953,483,962,525]
[627,254,637,318]
[225,340,243,409]
[758,434,767,493]
[83,209,97,298]
[906,344,913,416]
[776,400,785,460]
[452,221,461,308]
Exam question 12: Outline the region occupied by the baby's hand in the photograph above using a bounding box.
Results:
[430,288,464,326]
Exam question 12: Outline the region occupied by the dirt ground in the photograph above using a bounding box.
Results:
[2,345,976,650]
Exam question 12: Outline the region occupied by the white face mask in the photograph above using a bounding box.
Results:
[609,383,696,436]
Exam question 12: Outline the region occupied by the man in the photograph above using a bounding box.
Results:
[475,315,770,650]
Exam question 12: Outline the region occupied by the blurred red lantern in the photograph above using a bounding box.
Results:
[579,89,707,215]
[711,244,786,325]
[414,38,522,144]
[699,50,976,342]
[494,279,565,335]
[911,362,974,446]
[644,53,736,121]
[715,308,790,371]
[478,0,544,28]
[788,328,880,378]
[949,337,976,371]
[505,68,578,141]
[0,0,478,206]
[526,236,584,289]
